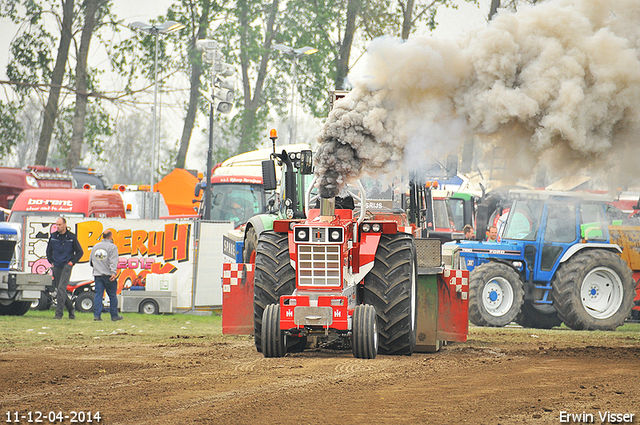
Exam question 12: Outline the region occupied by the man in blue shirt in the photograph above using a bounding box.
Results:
[46,217,83,319]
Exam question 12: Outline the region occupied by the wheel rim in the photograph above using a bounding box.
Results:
[580,267,624,319]
[482,277,514,317]
[143,302,156,314]
[81,297,93,311]
[31,300,39,308]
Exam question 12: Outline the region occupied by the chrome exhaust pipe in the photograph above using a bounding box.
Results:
[320,197,335,222]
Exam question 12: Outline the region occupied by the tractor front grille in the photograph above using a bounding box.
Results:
[297,245,341,287]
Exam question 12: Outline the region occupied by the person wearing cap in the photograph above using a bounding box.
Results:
[90,230,123,322]
[47,217,83,320]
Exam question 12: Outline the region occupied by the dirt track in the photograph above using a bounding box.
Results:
[1,328,639,425]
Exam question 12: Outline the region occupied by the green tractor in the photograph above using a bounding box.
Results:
[241,144,314,264]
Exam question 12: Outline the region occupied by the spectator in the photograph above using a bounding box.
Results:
[486,226,499,242]
[462,225,474,240]
[90,230,123,322]
[47,217,83,320]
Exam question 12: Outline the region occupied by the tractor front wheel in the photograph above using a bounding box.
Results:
[253,231,296,352]
[262,304,286,358]
[469,262,524,327]
[552,250,634,330]
[352,304,378,359]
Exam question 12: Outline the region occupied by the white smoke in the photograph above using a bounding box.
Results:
[316,0,640,197]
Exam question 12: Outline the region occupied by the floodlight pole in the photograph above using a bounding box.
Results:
[151,29,159,217]
[290,56,297,145]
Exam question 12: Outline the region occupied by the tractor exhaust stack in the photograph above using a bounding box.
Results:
[320,197,335,222]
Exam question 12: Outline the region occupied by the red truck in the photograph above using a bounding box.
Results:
[0,166,74,210]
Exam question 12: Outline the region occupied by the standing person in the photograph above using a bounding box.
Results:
[486,226,499,242]
[90,230,123,322]
[47,217,83,320]
[462,225,474,240]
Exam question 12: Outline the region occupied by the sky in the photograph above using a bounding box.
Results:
[0,0,492,170]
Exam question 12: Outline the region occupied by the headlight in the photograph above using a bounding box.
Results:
[329,229,343,242]
[26,176,39,187]
[285,198,291,206]
[286,209,294,219]
[294,227,309,242]
[372,223,381,232]
[362,223,371,232]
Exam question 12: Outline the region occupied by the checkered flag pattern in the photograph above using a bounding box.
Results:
[222,263,254,293]
[444,269,469,300]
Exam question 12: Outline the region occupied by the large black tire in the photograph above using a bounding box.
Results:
[262,304,286,358]
[352,304,378,359]
[0,301,31,316]
[243,226,258,264]
[516,301,562,329]
[362,233,417,355]
[12,301,31,316]
[253,231,296,352]
[31,291,53,311]
[551,250,634,330]
[468,262,524,327]
[75,291,95,313]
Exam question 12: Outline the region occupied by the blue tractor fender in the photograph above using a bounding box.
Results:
[558,243,622,263]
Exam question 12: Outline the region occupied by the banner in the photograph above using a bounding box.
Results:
[23,217,196,308]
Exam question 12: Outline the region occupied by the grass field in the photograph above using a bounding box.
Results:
[0,310,239,349]
[1,309,638,350]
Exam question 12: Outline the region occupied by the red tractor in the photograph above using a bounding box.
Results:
[253,180,417,359]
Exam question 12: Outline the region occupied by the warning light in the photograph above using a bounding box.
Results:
[118,185,126,192]
[432,181,439,189]
[269,129,278,139]
[82,183,91,190]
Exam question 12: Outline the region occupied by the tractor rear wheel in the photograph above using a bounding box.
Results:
[551,250,634,330]
[352,304,378,359]
[468,262,524,327]
[363,233,417,356]
[516,302,562,329]
[262,304,286,358]
[253,231,296,352]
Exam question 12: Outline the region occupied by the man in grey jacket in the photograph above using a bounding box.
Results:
[90,230,123,321]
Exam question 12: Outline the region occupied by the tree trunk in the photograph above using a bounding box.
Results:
[175,0,211,169]
[67,0,102,170]
[488,0,501,20]
[335,0,359,90]
[34,0,74,166]
[237,0,279,154]
[401,0,415,41]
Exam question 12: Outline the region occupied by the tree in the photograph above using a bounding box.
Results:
[168,0,219,169]
[34,0,74,165]
[67,0,109,169]
[488,0,543,20]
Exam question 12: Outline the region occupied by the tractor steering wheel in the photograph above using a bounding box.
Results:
[305,175,367,224]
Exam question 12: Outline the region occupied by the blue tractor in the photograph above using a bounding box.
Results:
[450,190,636,330]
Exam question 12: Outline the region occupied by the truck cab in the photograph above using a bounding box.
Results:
[0,166,73,209]
[8,188,126,224]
